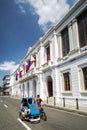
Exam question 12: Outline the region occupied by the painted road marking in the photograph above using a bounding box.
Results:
[17,118,32,130]
[4,104,8,108]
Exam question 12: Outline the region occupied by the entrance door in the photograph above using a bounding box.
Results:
[47,76,53,97]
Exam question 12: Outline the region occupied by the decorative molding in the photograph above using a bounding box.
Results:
[43,39,52,47]
[69,48,80,55]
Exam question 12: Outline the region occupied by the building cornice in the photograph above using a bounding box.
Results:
[55,0,86,31]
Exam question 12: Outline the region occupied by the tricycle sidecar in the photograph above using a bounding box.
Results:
[19,97,40,122]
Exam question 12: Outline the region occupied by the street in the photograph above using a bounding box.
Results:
[0,96,87,130]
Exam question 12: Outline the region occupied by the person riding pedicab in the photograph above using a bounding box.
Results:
[36,94,43,109]
[36,95,47,121]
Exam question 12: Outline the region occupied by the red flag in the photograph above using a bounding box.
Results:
[30,60,36,66]
[19,70,22,78]
[26,64,28,73]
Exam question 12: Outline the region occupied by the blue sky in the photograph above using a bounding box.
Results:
[0,0,78,85]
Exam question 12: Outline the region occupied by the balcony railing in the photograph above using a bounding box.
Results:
[18,67,38,82]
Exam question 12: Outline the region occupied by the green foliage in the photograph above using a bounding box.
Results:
[0,87,3,92]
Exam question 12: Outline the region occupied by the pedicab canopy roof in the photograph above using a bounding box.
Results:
[21,97,40,116]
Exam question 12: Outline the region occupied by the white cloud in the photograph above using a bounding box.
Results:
[15,0,28,4]
[28,0,70,31]
[15,0,28,13]
[0,61,19,74]
[15,0,70,32]
[19,4,26,13]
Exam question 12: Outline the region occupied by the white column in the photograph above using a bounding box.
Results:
[39,73,44,99]
[50,41,53,61]
[40,45,44,66]
[37,48,40,68]
[52,31,59,62]
[29,80,33,97]
[36,52,38,68]
[57,33,62,60]
[25,82,28,97]
[22,83,25,97]
[37,76,40,95]
[39,37,44,66]
[68,23,74,51]
[72,19,80,50]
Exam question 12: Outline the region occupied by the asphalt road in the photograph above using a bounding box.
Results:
[0,96,25,130]
[0,96,87,130]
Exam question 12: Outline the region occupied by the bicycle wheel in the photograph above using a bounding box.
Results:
[19,112,25,121]
[40,112,47,121]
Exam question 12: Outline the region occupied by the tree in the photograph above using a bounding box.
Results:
[0,86,3,92]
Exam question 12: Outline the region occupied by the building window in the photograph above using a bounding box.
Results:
[77,9,87,48]
[82,67,87,90]
[63,72,70,91]
[47,76,53,97]
[61,27,70,57]
[46,45,50,61]
[33,55,36,67]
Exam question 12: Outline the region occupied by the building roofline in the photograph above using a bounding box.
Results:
[55,0,86,30]
[10,0,86,76]
[2,75,10,80]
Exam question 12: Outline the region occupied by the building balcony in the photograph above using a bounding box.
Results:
[3,83,10,88]
[41,60,54,71]
[18,67,38,82]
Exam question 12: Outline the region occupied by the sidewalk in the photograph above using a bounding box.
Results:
[45,104,87,116]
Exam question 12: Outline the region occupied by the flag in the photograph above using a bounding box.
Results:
[16,73,18,81]
[28,59,31,70]
[19,70,22,78]
[30,60,36,66]
[26,64,28,73]
[25,59,36,73]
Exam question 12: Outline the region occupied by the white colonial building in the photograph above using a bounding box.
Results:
[10,0,87,110]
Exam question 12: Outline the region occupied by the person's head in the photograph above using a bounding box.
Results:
[37,94,40,98]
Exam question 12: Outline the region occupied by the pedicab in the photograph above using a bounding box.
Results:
[19,97,40,122]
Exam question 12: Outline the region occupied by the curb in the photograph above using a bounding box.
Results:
[44,104,87,116]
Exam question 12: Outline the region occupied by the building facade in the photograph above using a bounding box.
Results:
[3,75,10,95]
[10,0,87,110]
